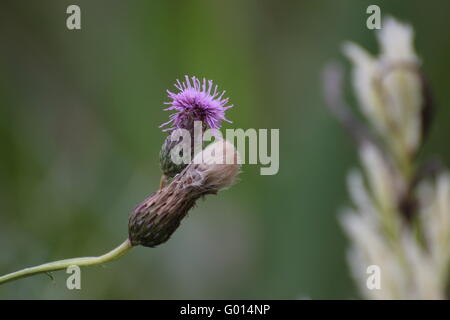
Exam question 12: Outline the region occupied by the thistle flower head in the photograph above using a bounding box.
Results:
[160,76,233,131]
[129,139,240,247]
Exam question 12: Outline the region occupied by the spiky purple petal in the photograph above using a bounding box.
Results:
[160,76,233,131]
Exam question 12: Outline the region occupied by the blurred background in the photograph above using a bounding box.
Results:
[1,0,450,299]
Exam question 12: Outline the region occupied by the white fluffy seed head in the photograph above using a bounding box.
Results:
[191,139,241,191]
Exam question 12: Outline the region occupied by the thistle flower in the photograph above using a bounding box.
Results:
[0,79,239,286]
[129,139,240,247]
[160,75,233,132]
[159,76,234,179]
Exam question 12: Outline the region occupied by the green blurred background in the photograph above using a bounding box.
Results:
[1,0,450,299]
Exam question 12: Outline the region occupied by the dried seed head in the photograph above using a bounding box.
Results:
[342,17,433,157]
[192,139,241,192]
[128,139,240,247]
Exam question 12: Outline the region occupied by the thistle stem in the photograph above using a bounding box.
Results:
[0,239,133,285]
[159,174,168,189]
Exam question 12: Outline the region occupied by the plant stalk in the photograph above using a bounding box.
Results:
[0,239,133,285]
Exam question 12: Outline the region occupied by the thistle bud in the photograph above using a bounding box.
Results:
[129,139,240,247]
[159,134,188,178]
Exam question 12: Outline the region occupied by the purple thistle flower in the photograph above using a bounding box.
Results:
[160,76,233,131]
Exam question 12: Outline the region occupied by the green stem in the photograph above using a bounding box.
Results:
[0,239,133,285]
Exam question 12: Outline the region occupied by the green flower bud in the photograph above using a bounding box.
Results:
[159,135,188,178]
